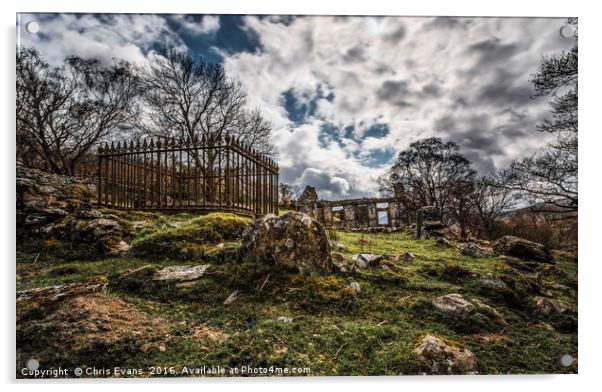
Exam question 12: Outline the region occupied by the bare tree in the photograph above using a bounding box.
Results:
[138,48,274,155]
[383,137,476,221]
[508,18,577,214]
[470,171,518,239]
[16,48,139,175]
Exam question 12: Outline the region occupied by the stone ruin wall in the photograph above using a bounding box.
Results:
[296,186,408,229]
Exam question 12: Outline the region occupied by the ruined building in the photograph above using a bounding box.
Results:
[296,185,408,229]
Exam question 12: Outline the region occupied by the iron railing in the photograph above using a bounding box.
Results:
[97,135,278,217]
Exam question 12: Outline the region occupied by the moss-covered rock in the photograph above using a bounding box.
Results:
[129,213,250,260]
[239,211,333,274]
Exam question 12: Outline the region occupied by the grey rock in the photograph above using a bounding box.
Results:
[432,294,475,317]
[493,235,554,263]
[478,273,508,289]
[349,281,361,294]
[153,265,211,282]
[239,211,332,274]
[414,334,478,375]
[461,242,495,258]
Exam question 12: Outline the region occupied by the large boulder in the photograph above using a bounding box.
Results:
[493,236,554,263]
[239,211,333,273]
[414,334,479,375]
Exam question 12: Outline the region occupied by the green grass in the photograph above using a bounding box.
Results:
[16,218,577,377]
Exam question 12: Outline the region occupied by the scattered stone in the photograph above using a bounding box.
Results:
[432,294,475,317]
[478,273,508,289]
[414,334,479,375]
[533,296,573,315]
[277,316,293,323]
[223,290,240,305]
[153,265,211,282]
[352,254,382,269]
[493,236,555,263]
[349,281,361,294]
[239,211,333,274]
[461,242,495,258]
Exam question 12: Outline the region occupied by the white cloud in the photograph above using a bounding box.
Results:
[19,13,183,65]
[222,16,574,198]
[170,15,221,36]
[18,14,575,199]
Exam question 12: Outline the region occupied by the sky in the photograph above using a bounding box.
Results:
[17,13,575,200]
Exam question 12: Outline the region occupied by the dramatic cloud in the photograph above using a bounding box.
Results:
[17,13,575,199]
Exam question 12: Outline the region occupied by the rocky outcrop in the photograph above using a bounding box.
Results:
[17,166,133,257]
[414,334,479,375]
[17,166,94,233]
[239,211,333,273]
[493,236,554,263]
[461,242,495,258]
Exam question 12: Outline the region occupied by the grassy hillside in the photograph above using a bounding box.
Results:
[16,211,577,377]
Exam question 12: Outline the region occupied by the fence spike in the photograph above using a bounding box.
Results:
[156,139,162,148]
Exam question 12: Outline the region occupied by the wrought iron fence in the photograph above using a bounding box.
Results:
[97,135,279,217]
